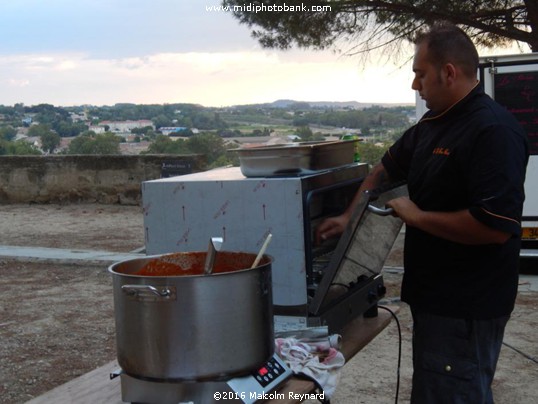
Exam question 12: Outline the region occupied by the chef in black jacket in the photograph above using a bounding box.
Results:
[317,22,529,404]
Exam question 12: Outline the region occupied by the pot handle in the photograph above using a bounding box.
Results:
[121,285,176,301]
[367,204,394,216]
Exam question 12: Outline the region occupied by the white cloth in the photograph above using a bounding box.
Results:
[275,336,345,398]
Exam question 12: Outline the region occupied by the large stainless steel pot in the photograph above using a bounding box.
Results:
[108,251,274,382]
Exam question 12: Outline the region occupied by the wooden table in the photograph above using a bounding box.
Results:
[26,307,397,404]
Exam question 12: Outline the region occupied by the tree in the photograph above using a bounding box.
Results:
[54,121,88,137]
[357,141,390,165]
[28,103,70,127]
[27,124,61,153]
[91,133,122,154]
[40,131,61,154]
[0,139,41,155]
[144,135,190,154]
[152,114,173,129]
[144,133,234,169]
[0,126,17,141]
[295,126,314,141]
[27,123,53,138]
[67,133,94,154]
[186,133,227,162]
[223,0,538,53]
[66,131,121,154]
[131,126,155,136]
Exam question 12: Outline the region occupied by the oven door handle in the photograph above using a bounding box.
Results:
[367,204,394,216]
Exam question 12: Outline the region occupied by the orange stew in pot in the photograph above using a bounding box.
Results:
[135,260,200,276]
[134,256,240,276]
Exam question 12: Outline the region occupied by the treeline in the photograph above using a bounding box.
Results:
[0,104,87,138]
[223,104,413,131]
[291,106,412,134]
[87,103,228,130]
[0,102,413,165]
[0,102,412,136]
[0,103,228,137]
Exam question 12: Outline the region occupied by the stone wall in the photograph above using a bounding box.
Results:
[0,155,206,205]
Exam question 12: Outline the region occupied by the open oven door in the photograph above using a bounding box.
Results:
[308,182,408,331]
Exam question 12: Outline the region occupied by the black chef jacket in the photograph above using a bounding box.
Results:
[382,85,529,319]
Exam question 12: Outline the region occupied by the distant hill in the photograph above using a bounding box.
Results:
[232,99,413,109]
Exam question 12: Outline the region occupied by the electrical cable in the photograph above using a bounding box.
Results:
[378,305,402,404]
[502,341,538,365]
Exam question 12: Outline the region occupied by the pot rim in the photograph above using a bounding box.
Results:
[108,252,273,278]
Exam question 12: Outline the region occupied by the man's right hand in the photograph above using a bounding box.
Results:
[315,214,350,245]
[315,163,392,246]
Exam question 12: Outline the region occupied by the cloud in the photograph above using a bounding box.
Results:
[0,0,529,108]
[0,0,257,58]
[0,49,415,107]
[0,0,419,107]
[7,79,30,88]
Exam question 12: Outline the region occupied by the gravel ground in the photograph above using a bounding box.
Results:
[0,203,536,404]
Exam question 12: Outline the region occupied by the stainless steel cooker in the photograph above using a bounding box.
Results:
[109,251,274,382]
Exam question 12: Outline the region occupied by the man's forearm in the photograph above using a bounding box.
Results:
[415,209,510,245]
[389,197,511,245]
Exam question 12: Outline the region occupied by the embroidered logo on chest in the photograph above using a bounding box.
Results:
[432,147,450,156]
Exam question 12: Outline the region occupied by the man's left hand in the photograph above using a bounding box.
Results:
[386,196,422,227]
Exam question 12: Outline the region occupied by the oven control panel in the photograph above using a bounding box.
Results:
[252,355,288,387]
[226,354,293,404]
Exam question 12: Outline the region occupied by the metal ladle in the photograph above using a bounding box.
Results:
[204,237,223,275]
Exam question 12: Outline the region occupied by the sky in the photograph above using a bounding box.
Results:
[0,0,529,108]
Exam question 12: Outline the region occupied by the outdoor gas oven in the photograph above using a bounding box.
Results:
[142,142,405,333]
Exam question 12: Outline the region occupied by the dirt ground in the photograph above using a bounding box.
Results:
[0,203,537,404]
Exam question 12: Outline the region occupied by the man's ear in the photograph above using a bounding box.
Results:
[444,63,457,85]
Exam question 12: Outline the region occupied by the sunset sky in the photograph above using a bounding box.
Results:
[0,0,528,108]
